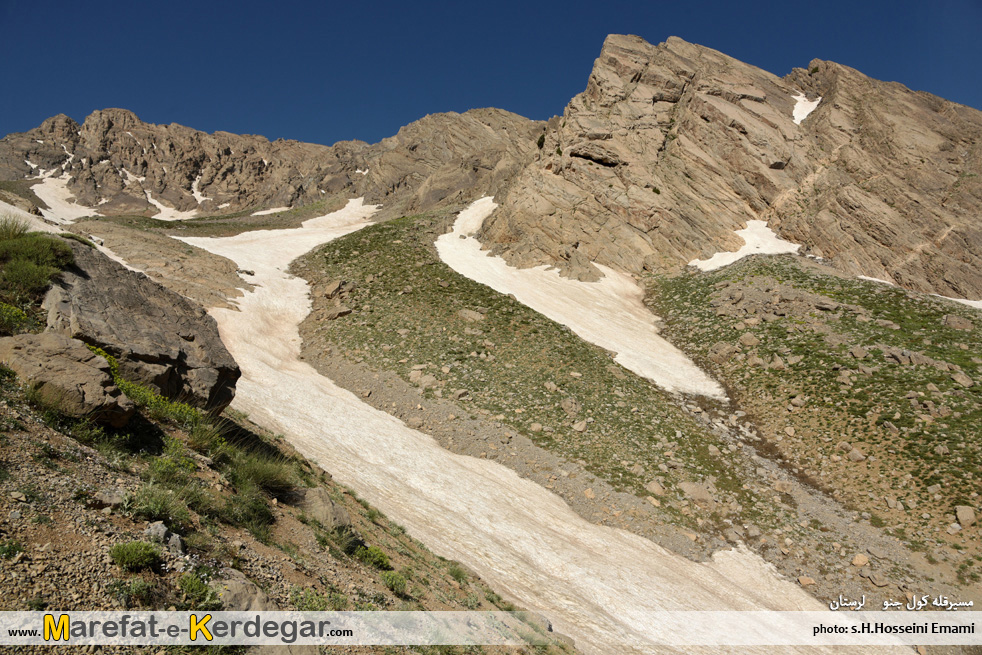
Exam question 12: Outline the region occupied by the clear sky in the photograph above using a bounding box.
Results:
[2,0,980,146]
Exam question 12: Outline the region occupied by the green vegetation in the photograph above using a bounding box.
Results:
[110,541,161,571]
[179,570,222,610]
[0,216,75,334]
[301,212,771,530]
[381,571,408,596]
[650,255,982,538]
[0,539,24,559]
[355,545,391,570]
[290,585,349,611]
[536,133,546,149]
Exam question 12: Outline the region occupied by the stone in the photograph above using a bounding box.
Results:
[324,280,342,298]
[92,489,127,509]
[847,448,867,462]
[798,576,816,586]
[773,480,793,494]
[677,481,716,511]
[213,568,279,611]
[529,423,543,432]
[145,521,170,543]
[451,389,469,400]
[738,332,759,347]
[323,305,352,320]
[943,315,973,331]
[43,240,239,411]
[407,416,424,429]
[850,346,867,359]
[955,506,976,528]
[457,309,485,322]
[645,480,666,496]
[571,420,587,432]
[951,372,974,388]
[560,397,581,417]
[301,487,351,530]
[851,554,869,567]
[0,333,134,427]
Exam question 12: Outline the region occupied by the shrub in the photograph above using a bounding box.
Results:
[290,586,348,611]
[0,216,30,241]
[227,449,297,499]
[0,539,24,559]
[1,258,57,300]
[536,133,545,149]
[355,545,390,570]
[110,541,161,571]
[179,571,222,610]
[223,484,274,543]
[128,483,192,533]
[381,571,407,596]
[448,563,467,584]
[0,302,29,334]
[331,525,365,556]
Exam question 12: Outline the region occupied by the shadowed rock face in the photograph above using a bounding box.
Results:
[480,35,982,298]
[43,239,240,412]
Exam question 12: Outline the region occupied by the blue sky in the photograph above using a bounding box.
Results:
[2,0,980,146]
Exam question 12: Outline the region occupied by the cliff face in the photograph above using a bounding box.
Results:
[480,35,982,298]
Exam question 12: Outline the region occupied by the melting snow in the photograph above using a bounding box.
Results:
[858,275,982,310]
[170,199,871,654]
[437,198,725,399]
[251,206,290,216]
[0,200,59,234]
[355,168,369,175]
[191,175,212,203]
[792,93,822,125]
[31,174,102,222]
[690,220,800,272]
[144,191,200,221]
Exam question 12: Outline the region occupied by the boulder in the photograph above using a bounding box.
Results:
[955,506,976,528]
[43,240,239,411]
[0,333,134,427]
[302,487,351,530]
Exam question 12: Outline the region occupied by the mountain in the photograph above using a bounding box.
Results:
[482,35,982,298]
[2,35,979,298]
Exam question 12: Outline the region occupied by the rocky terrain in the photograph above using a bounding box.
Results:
[481,35,982,300]
[0,31,979,655]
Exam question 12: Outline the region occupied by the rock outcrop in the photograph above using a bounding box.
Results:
[480,35,982,298]
[43,239,239,411]
[0,332,134,427]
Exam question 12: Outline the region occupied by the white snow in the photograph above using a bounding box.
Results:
[251,206,290,216]
[191,175,212,203]
[792,93,822,125]
[689,220,801,272]
[355,168,369,175]
[31,174,102,223]
[218,202,231,209]
[0,200,60,234]
[172,198,873,654]
[857,275,982,310]
[436,197,725,399]
[144,191,200,221]
[24,159,38,170]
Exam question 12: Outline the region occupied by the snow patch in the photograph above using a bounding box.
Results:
[191,175,212,203]
[173,198,855,654]
[31,174,102,223]
[792,93,822,125]
[355,168,368,176]
[24,159,38,170]
[144,191,200,221]
[251,206,290,216]
[437,198,725,399]
[218,202,231,209]
[0,200,59,234]
[690,220,800,272]
[858,275,982,310]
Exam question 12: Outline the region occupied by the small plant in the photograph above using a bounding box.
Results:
[127,483,192,533]
[330,525,365,556]
[0,216,30,241]
[536,133,545,149]
[0,539,24,559]
[290,586,348,611]
[0,302,30,334]
[110,541,161,572]
[179,571,222,610]
[355,545,391,570]
[448,563,467,584]
[381,571,407,596]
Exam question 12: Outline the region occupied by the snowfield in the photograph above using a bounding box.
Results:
[792,93,822,125]
[31,174,102,223]
[169,198,904,654]
[436,198,726,399]
[689,220,801,272]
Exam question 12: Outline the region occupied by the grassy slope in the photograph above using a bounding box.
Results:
[650,255,981,580]
[297,212,795,535]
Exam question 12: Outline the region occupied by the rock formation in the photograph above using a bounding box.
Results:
[0,332,134,427]
[43,239,240,411]
[480,35,982,298]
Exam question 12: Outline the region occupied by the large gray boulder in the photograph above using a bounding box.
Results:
[43,239,239,412]
[0,332,134,427]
